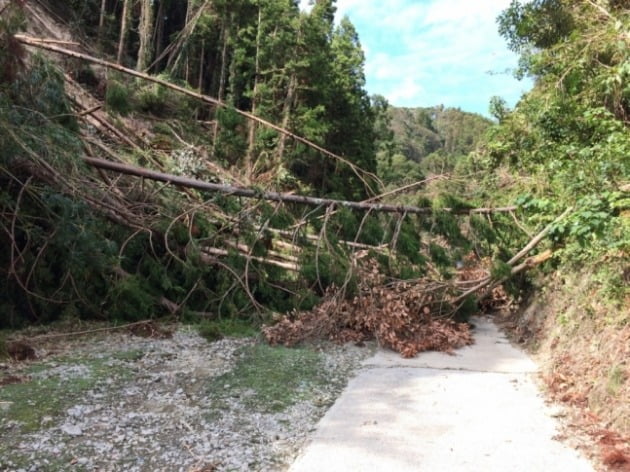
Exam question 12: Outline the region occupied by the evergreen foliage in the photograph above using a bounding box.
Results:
[7,0,613,333]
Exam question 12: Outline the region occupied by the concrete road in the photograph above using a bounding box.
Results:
[289,316,593,472]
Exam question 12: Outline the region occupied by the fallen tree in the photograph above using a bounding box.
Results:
[84,156,517,216]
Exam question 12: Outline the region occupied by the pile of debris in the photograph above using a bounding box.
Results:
[264,259,474,358]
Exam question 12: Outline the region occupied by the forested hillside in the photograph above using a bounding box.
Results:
[0,0,489,358]
[0,0,628,458]
[376,104,492,184]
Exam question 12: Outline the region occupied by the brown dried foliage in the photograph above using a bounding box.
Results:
[127,320,173,339]
[0,374,28,387]
[6,340,37,361]
[263,260,473,358]
[597,429,630,471]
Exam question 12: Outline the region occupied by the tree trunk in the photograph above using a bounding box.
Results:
[198,40,205,91]
[116,0,132,65]
[83,156,517,216]
[136,0,155,72]
[245,5,263,181]
[276,20,302,163]
[153,0,165,66]
[168,0,193,75]
[212,21,230,156]
[98,0,107,46]
[276,72,297,162]
[217,22,229,104]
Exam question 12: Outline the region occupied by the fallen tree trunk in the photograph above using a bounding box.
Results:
[16,34,380,193]
[452,207,572,305]
[83,156,517,216]
[200,247,299,272]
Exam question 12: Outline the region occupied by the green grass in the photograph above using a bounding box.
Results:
[207,343,327,413]
[607,365,626,395]
[0,356,131,433]
[112,349,145,362]
[196,318,259,341]
[0,450,78,472]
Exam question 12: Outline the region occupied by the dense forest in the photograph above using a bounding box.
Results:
[0,0,628,438]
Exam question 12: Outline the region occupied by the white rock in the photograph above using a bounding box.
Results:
[60,424,83,436]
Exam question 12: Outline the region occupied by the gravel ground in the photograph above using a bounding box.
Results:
[0,327,372,472]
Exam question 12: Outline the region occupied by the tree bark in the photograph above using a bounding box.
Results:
[277,73,297,163]
[153,0,165,65]
[276,19,302,164]
[116,0,132,65]
[212,21,230,156]
[245,4,263,181]
[98,0,107,46]
[136,0,155,72]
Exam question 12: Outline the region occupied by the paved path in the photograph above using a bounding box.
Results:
[289,316,593,472]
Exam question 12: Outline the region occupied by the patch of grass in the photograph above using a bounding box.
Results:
[0,356,130,433]
[607,365,626,395]
[0,448,76,471]
[207,343,326,413]
[196,318,259,342]
[112,349,145,362]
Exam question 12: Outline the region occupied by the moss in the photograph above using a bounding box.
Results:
[206,343,327,413]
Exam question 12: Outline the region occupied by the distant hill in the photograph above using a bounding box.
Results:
[389,106,493,163]
[376,105,493,184]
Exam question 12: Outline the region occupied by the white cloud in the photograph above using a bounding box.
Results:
[334,0,532,114]
[386,77,427,104]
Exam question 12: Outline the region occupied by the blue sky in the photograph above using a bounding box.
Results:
[302,0,533,116]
